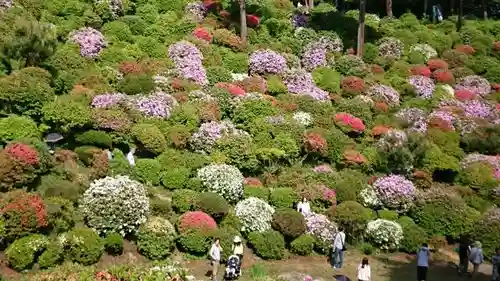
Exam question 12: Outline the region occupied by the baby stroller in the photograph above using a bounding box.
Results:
[224,255,241,281]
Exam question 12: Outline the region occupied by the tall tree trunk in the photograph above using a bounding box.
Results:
[239,0,247,42]
[386,0,393,17]
[482,0,488,19]
[308,0,314,10]
[357,0,366,57]
[450,0,455,14]
[457,0,463,31]
[423,0,428,18]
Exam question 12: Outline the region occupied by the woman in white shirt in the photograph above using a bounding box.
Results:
[357,257,371,281]
[232,236,244,276]
[297,198,311,215]
[209,238,223,281]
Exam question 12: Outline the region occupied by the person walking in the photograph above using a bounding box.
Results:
[209,238,223,281]
[491,248,500,281]
[297,197,312,216]
[332,227,346,269]
[458,238,471,275]
[232,236,244,276]
[357,257,371,281]
[469,241,484,278]
[417,243,430,281]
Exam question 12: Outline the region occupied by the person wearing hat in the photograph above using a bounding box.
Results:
[232,236,244,261]
[469,241,484,278]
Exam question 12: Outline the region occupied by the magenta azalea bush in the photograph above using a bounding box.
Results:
[69,27,107,58]
[168,41,208,85]
[282,69,329,101]
[455,75,491,97]
[372,175,416,210]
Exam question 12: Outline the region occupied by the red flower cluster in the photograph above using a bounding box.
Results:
[433,70,454,84]
[193,27,212,42]
[371,64,384,74]
[455,44,475,55]
[343,149,367,165]
[428,116,454,132]
[303,132,328,154]
[118,61,143,75]
[96,271,119,281]
[494,42,500,53]
[178,211,217,233]
[246,14,260,27]
[4,143,40,166]
[245,177,263,186]
[215,83,245,97]
[334,113,365,132]
[237,76,267,93]
[492,83,500,92]
[219,10,230,18]
[427,59,449,71]
[341,76,365,94]
[1,191,48,234]
[410,65,431,77]
[455,89,476,101]
[375,102,389,112]
[371,125,391,136]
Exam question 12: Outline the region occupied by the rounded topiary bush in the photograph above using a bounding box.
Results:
[365,219,403,251]
[104,232,124,255]
[334,201,373,239]
[81,175,150,235]
[269,188,299,209]
[235,197,275,232]
[290,234,315,256]
[197,163,245,202]
[178,211,217,233]
[305,213,337,253]
[177,229,213,255]
[5,234,49,271]
[45,196,77,234]
[0,115,40,143]
[473,208,500,258]
[38,241,64,269]
[196,192,229,220]
[61,227,104,265]
[271,208,306,239]
[172,189,199,213]
[161,167,191,189]
[396,217,428,253]
[216,226,242,261]
[138,217,176,260]
[134,158,162,186]
[372,175,416,210]
[244,186,270,201]
[378,209,399,221]
[248,230,285,260]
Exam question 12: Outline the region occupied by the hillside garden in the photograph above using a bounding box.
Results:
[0,0,500,280]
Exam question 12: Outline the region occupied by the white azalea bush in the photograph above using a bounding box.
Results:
[235,197,275,232]
[292,111,313,126]
[197,163,245,202]
[305,213,337,250]
[81,175,150,235]
[365,219,404,250]
[359,187,382,208]
[410,44,438,61]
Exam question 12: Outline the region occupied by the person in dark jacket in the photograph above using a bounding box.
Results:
[458,238,471,276]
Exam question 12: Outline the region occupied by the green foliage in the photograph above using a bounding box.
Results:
[75,130,113,148]
[5,234,49,271]
[104,232,124,255]
[196,192,229,220]
[137,226,175,260]
[312,67,341,93]
[38,241,64,269]
[269,188,298,209]
[45,197,77,234]
[42,96,92,132]
[38,174,82,203]
[331,170,367,202]
[65,227,104,265]
[396,217,428,253]
[290,234,315,256]
[161,167,191,189]
[0,115,39,143]
[378,209,399,221]
[206,66,232,85]
[248,230,285,260]
[176,229,212,256]
[267,75,287,95]
[132,123,167,154]
[358,242,375,255]
[171,189,199,213]
[335,201,373,241]
[457,162,498,192]
[271,208,306,239]
[244,186,270,201]
[216,226,241,261]
[134,158,162,185]
[118,74,156,95]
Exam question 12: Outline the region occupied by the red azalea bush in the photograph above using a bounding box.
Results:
[427,59,449,71]
[193,27,213,42]
[455,45,475,55]
[246,14,260,27]
[428,116,454,132]
[411,65,432,77]
[245,177,263,187]
[178,211,217,233]
[375,102,389,112]
[0,190,48,240]
[341,76,365,94]
[342,149,368,165]
[303,132,328,154]
[118,61,143,75]
[237,76,267,93]
[371,64,384,74]
[4,143,40,166]
[372,125,391,136]
[455,89,476,101]
[215,82,245,96]
[433,69,454,84]
[334,112,365,133]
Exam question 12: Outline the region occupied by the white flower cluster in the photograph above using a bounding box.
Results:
[365,219,404,250]
[305,213,337,244]
[379,37,404,59]
[235,197,275,232]
[231,73,249,81]
[143,216,176,234]
[437,84,455,98]
[377,129,408,150]
[410,44,438,62]
[359,187,382,208]
[81,175,150,236]
[197,164,245,202]
[292,111,313,126]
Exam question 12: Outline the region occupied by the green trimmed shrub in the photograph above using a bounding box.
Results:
[271,208,306,239]
[196,192,229,220]
[104,232,124,255]
[0,115,39,143]
[312,67,341,93]
[118,74,155,95]
[269,188,298,209]
[473,208,500,258]
[45,197,77,234]
[64,227,104,265]
[38,241,64,269]
[176,229,212,256]
[290,234,315,256]
[217,226,241,261]
[131,123,167,154]
[75,130,113,148]
[134,158,162,185]
[378,209,399,221]
[137,225,176,260]
[38,175,82,202]
[171,189,199,213]
[396,217,428,253]
[5,234,49,271]
[248,230,285,260]
[161,167,191,189]
[244,186,270,201]
[335,201,373,241]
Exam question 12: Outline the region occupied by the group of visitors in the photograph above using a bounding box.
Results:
[457,239,485,278]
[208,236,244,281]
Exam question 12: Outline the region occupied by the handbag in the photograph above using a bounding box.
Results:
[334,232,347,251]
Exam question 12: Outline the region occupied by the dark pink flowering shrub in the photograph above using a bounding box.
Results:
[334,113,365,133]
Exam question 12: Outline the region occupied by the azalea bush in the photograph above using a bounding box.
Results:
[365,219,404,251]
[197,164,244,202]
[80,176,150,235]
[235,197,275,232]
